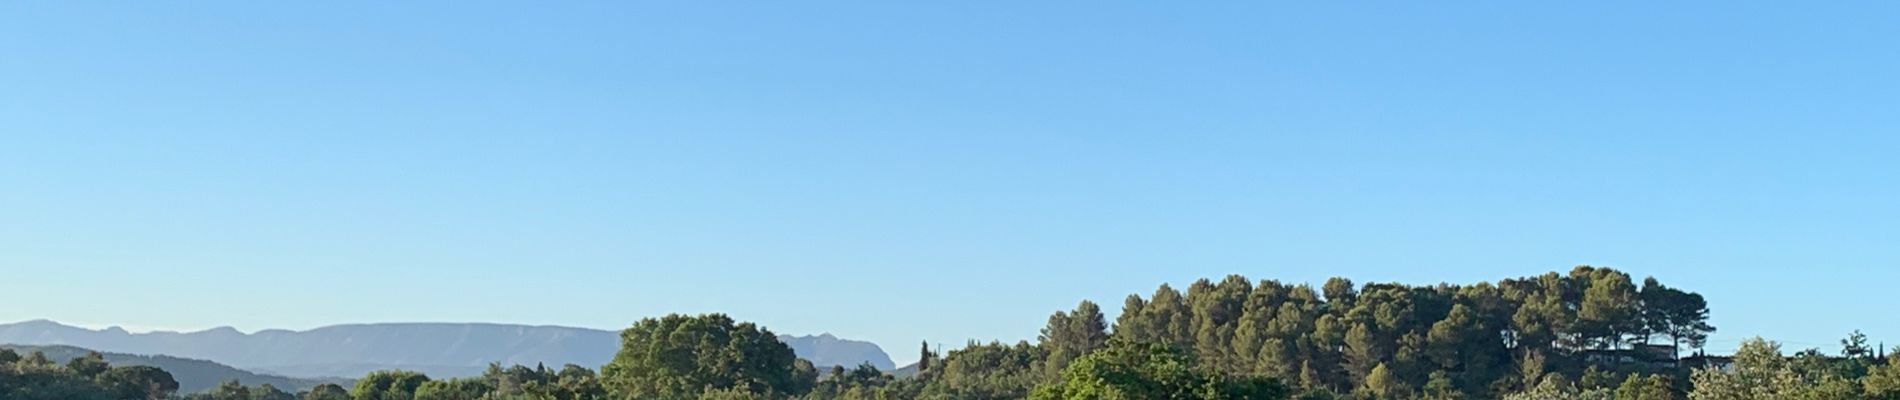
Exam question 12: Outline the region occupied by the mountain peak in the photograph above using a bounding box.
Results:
[777,333,895,370]
[196,326,243,335]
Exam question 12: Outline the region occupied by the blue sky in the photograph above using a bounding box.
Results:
[3,2,1897,365]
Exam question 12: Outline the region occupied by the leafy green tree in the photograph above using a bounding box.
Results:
[1613,373,1676,400]
[64,352,109,379]
[1640,278,1714,358]
[698,386,767,400]
[1322,278,1357,309]
[97,365,178,400]
[922,340,1044,399]
[1579,366,1617,391]
[803,363,900,400]
[1689,338,1799,400]
[22,351,53,367]
[553,364,608,399]
[303,383,351,400]
[412,378,490,400]
[1422,371,1466,400]
[0,357,111,400]
[1842,330,1874,361]
[601,313,804,399]
[1358,363,1406,399]
[1864,353,1900,399]
[1029,341,1287,400]
[352,370,430,400]
[254,383,296,400]
[208,380,251,400]
[1342,321,1382,383]
[1503,375,1603,400]
[1575,267,1639,350]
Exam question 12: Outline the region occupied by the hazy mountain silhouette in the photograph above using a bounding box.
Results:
[776,333,897,371]
[0,319,893,378]
[1,343,348,394]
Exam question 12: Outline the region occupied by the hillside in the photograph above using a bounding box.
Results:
[0,320,893,378]
[0,344,347,394]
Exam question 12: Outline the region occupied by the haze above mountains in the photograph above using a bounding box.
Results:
[0,320,894,379]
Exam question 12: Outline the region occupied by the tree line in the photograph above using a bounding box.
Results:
[7,266,1897,399]
[0,349,179,400]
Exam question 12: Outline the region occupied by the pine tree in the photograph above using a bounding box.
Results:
[1038,300,1108,381]
[1145,284,1192,346]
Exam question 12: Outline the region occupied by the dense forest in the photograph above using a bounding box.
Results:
[7,266,1900,399]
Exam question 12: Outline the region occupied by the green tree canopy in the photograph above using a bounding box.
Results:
[1030,340,1287,400]
[1039,300,1110,381]
[601,313,804,399]
[304,383,351,400]
[97,365,178,400]
[352,370,430,400]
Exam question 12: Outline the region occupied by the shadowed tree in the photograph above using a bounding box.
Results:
[64,352,109,379]
[303,383,350,400]
[97,365,177,400]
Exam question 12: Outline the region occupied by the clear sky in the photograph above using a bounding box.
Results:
[3,2,1897,365]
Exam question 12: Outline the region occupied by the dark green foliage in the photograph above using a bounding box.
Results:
[1639,278,1714,358]
[1613,373,1674,400]
[255,383,296,400]
[351,370,429,400]
[171,381,304,400]
[1039,300,1110,381]
[919,341,1044,399]
[1100,266,1713,399]
[917,341,935,374]
[187,379,249,400]
[0,354,111,400]
[65,352,110,378]
[97,365,179,400]
[601,313,805,399]
[1,348,183,400]
[474,362,607,399]
[412,378,490,400]
[305,383,351,400]
[798,363,913,400]
[2,344,340,394]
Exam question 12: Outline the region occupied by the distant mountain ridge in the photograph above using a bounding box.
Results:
[776,333,897,371]
[0,320,893,379]
[0,344,348,394]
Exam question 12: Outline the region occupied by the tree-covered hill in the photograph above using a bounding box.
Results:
[0,344,347,394]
